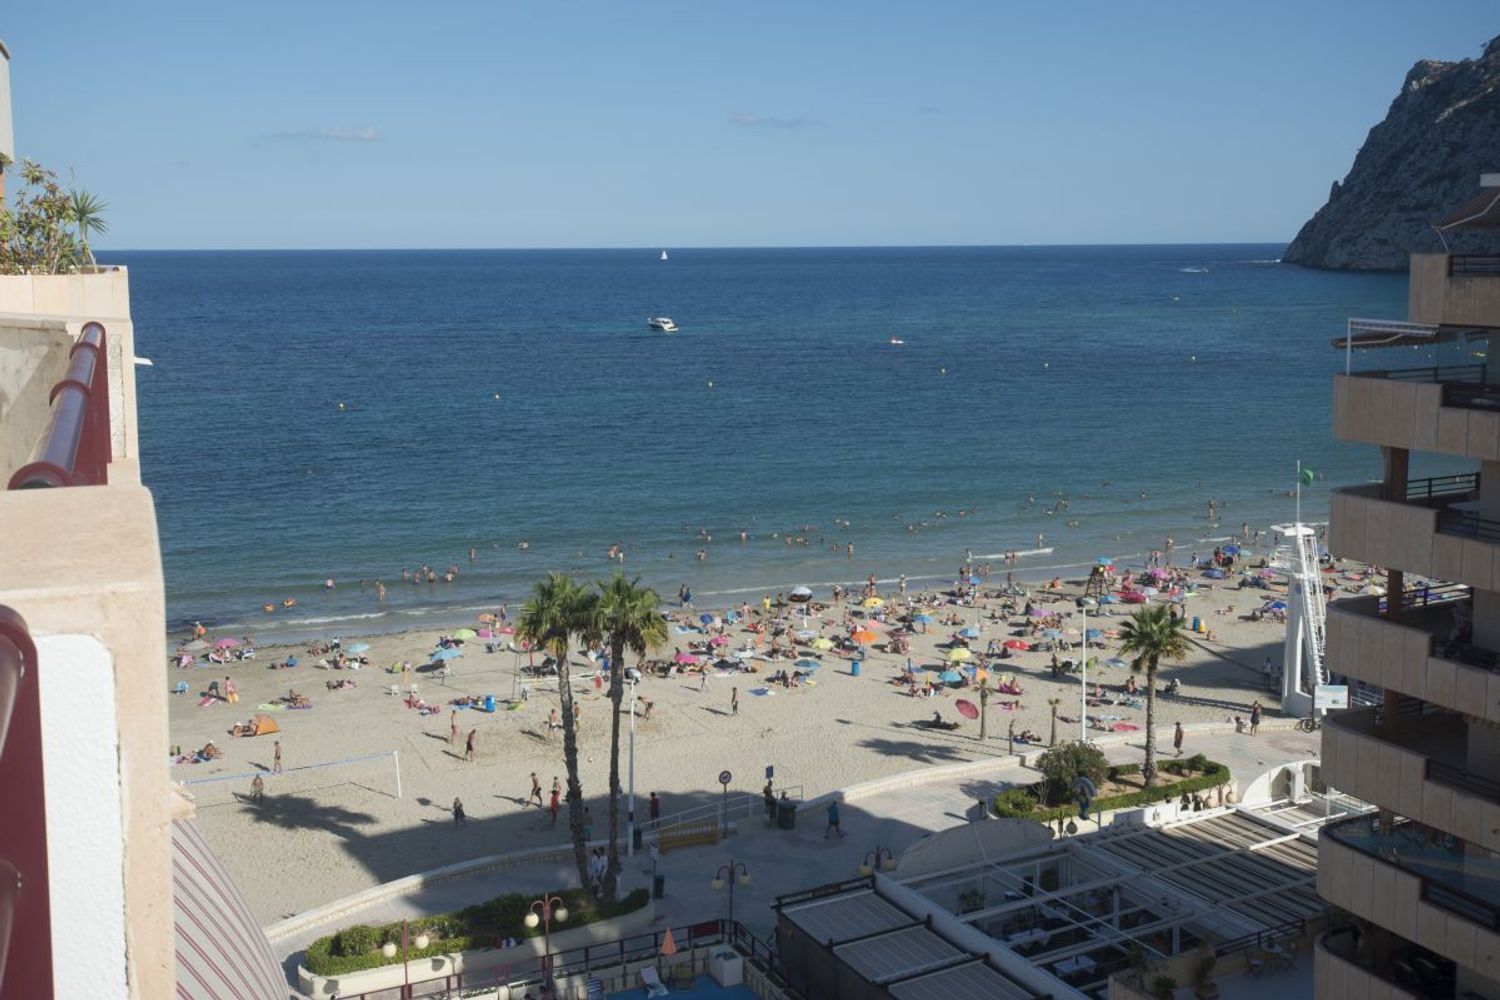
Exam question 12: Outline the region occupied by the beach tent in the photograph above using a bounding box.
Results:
[249,714,280,737]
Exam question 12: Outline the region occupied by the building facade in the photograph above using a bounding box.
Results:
[1317,177,1500,998]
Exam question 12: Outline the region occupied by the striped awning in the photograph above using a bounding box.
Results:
[172,820,283,1000]
[1436,186,1500,231]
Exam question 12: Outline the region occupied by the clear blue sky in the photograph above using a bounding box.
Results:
[5,2,1497,249]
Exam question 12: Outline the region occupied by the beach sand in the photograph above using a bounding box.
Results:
[168,564,1353,923]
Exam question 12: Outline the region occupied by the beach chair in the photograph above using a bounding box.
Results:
[407,683,420,697]
[638,965,668,998]
[385,684,401,696]
[173,681,189,695]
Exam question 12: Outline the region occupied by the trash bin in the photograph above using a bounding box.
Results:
[777,799,797,830]
[851,660,861,677]
[653,874,665,900]
[483,694,495,712]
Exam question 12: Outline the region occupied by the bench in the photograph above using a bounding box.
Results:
[656,819,720,853]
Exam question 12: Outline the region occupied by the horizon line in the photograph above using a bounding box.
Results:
[97,239,1293,254]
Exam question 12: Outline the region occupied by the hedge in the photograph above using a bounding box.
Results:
[305,888,651,976]
[993,761,1229,824]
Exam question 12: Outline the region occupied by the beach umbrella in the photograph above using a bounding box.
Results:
[452,628,477,640]
[1204,568,1226,580]
[674,651,700,664]
[812,637,835,650]
[699,613,715,625]
[1041,628,1062,639]
[1265,600,1288,611]
[1121,591,1148,604]
[213,637,240,649]
[498,625,517,635]
[939,670,963,683]
[790,586,813,602]
[1085,629,1103,641]
[969,575,982,586]
[958,626,980,639]
[1003,639,1030,651]
[346,642,371,654]
[430,647,462,661]
[851,629,878,645]
[709,635,729,646]
[946,647,972,662]
[956,699,979,720]
[1223,544,1241,555]
[861,597,885,609]
[793,658,822,670]
[476,629,496,639]
[912,613,935,624]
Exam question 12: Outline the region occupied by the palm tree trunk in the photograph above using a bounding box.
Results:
[554,651,592,889]
[602,638,626,902]
[1143,660,1158,786]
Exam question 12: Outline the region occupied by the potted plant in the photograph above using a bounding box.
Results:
[1191,946,1218,999]
[1150,973,1178,999]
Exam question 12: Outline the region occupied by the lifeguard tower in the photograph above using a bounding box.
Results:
[1268,523,1326,717]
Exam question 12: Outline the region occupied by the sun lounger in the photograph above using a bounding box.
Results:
[639,965,668,997]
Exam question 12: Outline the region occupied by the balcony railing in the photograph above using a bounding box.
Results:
[1404,474,1478,502]
[1426,759,1500,802]
[1442,380,1500,411]
[1353,363,1485,383]
[1435,506,1500,543]
[6,322,112,490]
[1447,254,1500,276]
[1324,815,1500,933]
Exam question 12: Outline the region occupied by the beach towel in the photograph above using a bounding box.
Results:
[257,703,286,711]
[750,687,774,696]
[197,696,217,708]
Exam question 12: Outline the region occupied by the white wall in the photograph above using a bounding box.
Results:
[36,633,129,1000]
[0,38,12,164]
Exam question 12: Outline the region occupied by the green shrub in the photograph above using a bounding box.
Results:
[992,787,1039,818]
[1107,763,1141,781]
[1026,762,1229,824]
[1186,752,1208,772]
[1036,742,1108,805]
[304,886,652,976]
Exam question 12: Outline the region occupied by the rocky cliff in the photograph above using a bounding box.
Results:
[1283,34,1500,271]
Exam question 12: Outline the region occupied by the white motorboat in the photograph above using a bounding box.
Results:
[661,250,669,261]
[889,336,905,345]
[648,317,678,332]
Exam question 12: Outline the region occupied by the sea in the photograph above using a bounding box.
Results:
[119,244,1437,641]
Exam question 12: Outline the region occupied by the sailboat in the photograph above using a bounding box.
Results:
[660,250,669,261]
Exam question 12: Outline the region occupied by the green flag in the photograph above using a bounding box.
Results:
[1300,468,1315,486]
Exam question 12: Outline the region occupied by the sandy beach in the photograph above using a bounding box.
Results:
[168,557,1364,923]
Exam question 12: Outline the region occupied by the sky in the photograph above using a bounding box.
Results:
[4,2,1497,249]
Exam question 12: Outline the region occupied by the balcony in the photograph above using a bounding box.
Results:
[1321,706,1500,855]
[1410,252,1500,328]
[1319,815,1500,981]
[1316,926,1452,1000]
[1326,591,1500,725]
[1331,367,1500,459]
[1328,482,1500,592]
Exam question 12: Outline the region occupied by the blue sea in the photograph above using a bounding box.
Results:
[120,244,1424,639]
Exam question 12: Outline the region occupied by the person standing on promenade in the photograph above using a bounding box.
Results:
[464,729,476,761]
[528,772,543,808]
[650,791,661,825]
[452,797,467,826]
[273,740,282,774]
[549,781,561,828]
[1249,701,1262,736]
[731,687,739,716]
[825,799,846,839]
[1173,721,1184,757]
[763,781,776,825]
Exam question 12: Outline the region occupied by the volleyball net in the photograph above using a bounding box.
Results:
[180,749,403,805]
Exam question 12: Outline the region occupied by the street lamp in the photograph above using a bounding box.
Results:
[382,920,431,999]
[627,671,637,857]
[1078,597,1098,743]
[858,847,897,876]
[710,860,750,926]
[525,895,569,986]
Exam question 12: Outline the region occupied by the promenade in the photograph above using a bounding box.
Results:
[269,721,1321,986]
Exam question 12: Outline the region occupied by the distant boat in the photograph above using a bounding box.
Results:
[661,250,669,261]
[889,336,905,345]
[648,317,678,332]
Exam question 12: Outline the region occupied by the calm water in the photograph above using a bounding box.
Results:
[121,245,1417,637]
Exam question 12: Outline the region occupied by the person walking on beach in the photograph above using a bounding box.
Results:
[1173,721,1184,757]
[450,710,459,745]
[452,797,467,826]
[272,740,282,774]
[250,773,265,803]
[699,669,708,693]
[464,729,476,761]
[549,781,561,828]
[825,799,846,839]
[224,677,238,704]
[528,772,543,808]
[731,686,739,716]
[1249,701,1262,736]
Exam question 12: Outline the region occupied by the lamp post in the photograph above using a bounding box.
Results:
[627,671,637,857]
[525,894,569,987]
[1079,597,1098,743]
[380,920,431,999]
[858,847,897,876]
[710,859,750,926]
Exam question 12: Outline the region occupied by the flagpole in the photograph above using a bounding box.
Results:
[1296,460,1302,528]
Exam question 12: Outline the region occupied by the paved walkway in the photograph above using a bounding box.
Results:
[274,724,1321,986]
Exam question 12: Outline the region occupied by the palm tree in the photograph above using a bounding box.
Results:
[1047,697,1061,747]
[1117,604,1191,786]
[582,573,667,902]
[518,572,592,889]
[67,190,108,268]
